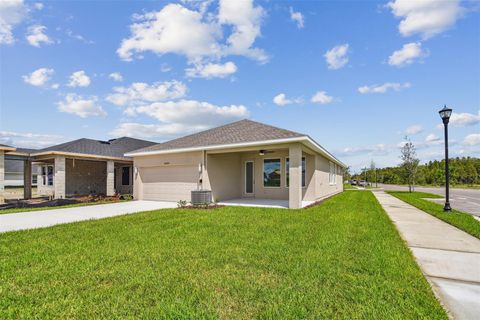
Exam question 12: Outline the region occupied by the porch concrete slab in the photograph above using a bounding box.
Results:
[218,198,314,209]
[373,191,480,320]
[0,200,177,233]
[219,198,289,209]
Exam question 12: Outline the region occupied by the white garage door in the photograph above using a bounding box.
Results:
[139,165,198,202]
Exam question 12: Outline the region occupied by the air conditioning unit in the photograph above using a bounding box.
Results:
[191,190,212,205]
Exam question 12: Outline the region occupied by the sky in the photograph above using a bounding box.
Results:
[0,0,479,172]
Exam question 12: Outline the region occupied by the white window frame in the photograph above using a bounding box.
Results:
[285,157,306,188]
[263,158,282,188]
[42,165,54,186]
[329,161,336,185]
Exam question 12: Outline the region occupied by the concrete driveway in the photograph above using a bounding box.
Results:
[380,184,480,217]
[0,200,177,233]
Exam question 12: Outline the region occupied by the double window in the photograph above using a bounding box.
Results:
[285,157,306,187]
[329,162,337,185]
[41,165,54,186]
[263,159,281,187]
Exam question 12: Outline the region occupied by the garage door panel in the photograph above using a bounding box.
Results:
[139,166,197,201]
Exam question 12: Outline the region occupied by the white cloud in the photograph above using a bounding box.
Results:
[218,0,267,62]
[113,98,249,139]
[337,144,391,157]
[57,94,106,118]
[0,0,28,44]
[273,93,302,106]
[108,72,123,82]
[106,80,187,106]
[111,122,204,139]
[22,67,54,86]
[68,70,91,87]
[425,133,440,142]
[449,111,480,127]
[117,0,267,64]
[161,63,172,72]
[185,61,237,79]
[311,91,333,104]
[388,0,463,39]
[405,124,423,135]
[388,42,426,67]
[34,2,43,10]
[289,7,304,29]
[26,24,51,47]
[463,133,480,146]
[63,28,94,44]
[135,99,249,127]
[0,130,65,148]
[358,82,411,94]
[324,44,349,70]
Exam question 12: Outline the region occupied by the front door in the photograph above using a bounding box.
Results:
[245,161,254,197]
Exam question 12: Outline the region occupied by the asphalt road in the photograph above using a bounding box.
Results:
[379,184,480,217]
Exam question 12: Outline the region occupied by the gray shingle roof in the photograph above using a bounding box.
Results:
[0,143,15,150]
[34,137,156,159]
[14,148,37,154]
[132,119,306,153]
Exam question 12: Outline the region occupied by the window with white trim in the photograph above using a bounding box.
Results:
[263,159,281,187]
[329,161,336,185]
[41,165,54,186]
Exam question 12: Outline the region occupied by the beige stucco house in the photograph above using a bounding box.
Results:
[126,120,346,209]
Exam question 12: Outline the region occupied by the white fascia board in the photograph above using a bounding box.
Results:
[125,136,347,168]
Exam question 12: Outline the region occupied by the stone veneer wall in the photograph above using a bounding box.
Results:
[65,159,107,196]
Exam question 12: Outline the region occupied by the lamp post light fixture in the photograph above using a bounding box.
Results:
[438,105,452,212]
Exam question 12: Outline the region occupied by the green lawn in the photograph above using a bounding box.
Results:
[387,191,480,239]
[0,192,446,319]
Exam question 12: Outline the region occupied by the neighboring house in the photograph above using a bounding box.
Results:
[4,148,39,187]
[0,138,156,202]
[126,120,346,209]
[32,137,156,198]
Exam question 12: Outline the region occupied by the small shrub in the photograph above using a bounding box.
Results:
[177,200,188,208]
[120,194,134,201]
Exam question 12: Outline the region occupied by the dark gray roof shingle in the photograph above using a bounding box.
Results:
[0,143,15,149]
[35,137,156,158]
[131,119,306,153]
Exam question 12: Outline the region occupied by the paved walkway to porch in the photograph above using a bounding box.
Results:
[218,198,314,209]
[0,200,177,233]
[373,191,480,320]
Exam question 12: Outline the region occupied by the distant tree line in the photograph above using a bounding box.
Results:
[350,157,480,186]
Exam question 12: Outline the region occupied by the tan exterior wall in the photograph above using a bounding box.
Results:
[133,151,203,201]
[205,153,242,202]
[314,154,343,200]
[65,159,106,196]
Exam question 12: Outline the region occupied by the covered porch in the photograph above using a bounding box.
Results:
[0,146,34,204]
[32,153,134,199]
[204,142,316,209]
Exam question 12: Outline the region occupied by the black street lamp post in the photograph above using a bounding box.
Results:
[438,105,452,212]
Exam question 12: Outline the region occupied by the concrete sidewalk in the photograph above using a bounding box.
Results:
[0,200,177,233]
[373,191,480,320]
